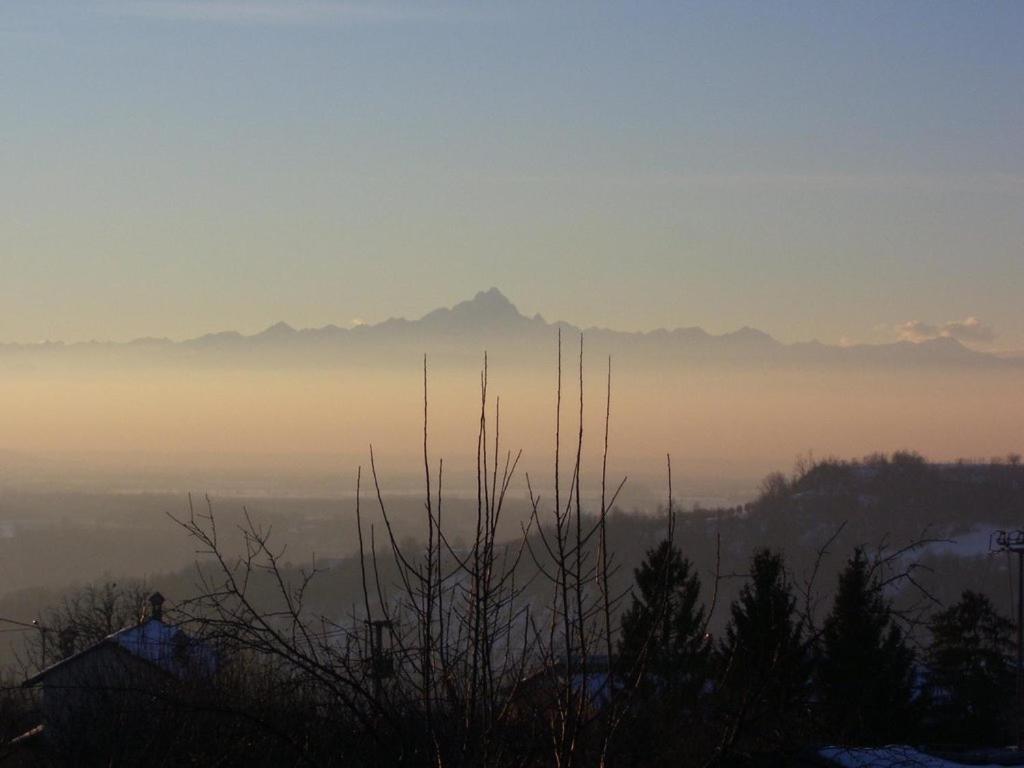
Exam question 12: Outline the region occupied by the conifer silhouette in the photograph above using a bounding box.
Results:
[818,547,915,744]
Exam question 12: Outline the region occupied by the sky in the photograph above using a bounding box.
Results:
[2,0,1022,349]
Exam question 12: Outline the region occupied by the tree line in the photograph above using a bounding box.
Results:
[615,538,1016,765]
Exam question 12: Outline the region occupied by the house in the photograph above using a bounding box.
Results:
[508,654,617,723]
[10,593,216,760]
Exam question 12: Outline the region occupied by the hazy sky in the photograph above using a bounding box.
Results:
[2,1,1022,348]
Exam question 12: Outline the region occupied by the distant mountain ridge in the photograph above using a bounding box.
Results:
[0,288,1014,371]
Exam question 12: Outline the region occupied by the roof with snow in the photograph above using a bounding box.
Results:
[23,603,216,687]
[816,746,1022,768]
[106,616,217,678]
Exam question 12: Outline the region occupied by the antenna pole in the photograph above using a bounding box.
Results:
[1018,549,1023,752]
[991,529,1024,751]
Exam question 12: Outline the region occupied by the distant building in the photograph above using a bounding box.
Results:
[509,654,617,723]
[12,593,216,760]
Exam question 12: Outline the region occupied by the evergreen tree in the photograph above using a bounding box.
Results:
[818,547,916,744]
[615,540,710,766]
[618,539,709,698]
[926,590,1014,745]
[715,548,812,759]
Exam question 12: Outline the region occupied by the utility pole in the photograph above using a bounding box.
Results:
[33,620,47,668]
[364,619,394,705]
[0,616,49,669]
[992,530,1024,751]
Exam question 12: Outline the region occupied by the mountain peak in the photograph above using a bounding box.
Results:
[472,286,512,304]
[722,326,779,345]
[419,288,526,331]
[256,321,296,338]
[456,287,517,315]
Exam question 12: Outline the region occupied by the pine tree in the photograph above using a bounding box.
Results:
[926,590,1014,745]
[715,548,812,758]
[614,540,711,766]
[618,539,709,699]
[818,547,916,744]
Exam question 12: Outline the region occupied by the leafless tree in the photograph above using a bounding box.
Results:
[164,334,686,767]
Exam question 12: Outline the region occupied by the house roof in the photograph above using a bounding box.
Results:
[816,746,1018,768]
[22,616,216,688]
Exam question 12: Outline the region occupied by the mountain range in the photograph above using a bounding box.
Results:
[0,288,1015,371]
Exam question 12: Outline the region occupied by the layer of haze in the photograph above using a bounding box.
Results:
[2,1,1023,349]
[2,359,1022,500]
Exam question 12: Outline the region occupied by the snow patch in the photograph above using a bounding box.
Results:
[819,746,1005,768]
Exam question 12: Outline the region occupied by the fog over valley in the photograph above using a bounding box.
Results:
[2,290,1021,502]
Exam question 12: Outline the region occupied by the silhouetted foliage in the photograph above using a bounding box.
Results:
[615,539,710,765]
[818,547,916,744]
[618,539,709,697]
[3,376,1021,768]
[714,548,813,761]
[925,590,1015,746]
[758,471,791,510]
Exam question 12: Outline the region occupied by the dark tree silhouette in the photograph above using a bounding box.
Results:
[925,590,1014,746]
[714,548,812,761]
[615,539,710,766]
[818,547,916,744]
[618,539,709,699]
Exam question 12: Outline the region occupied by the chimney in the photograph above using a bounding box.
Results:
[148,592,165,623]
[58,628,78,659]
